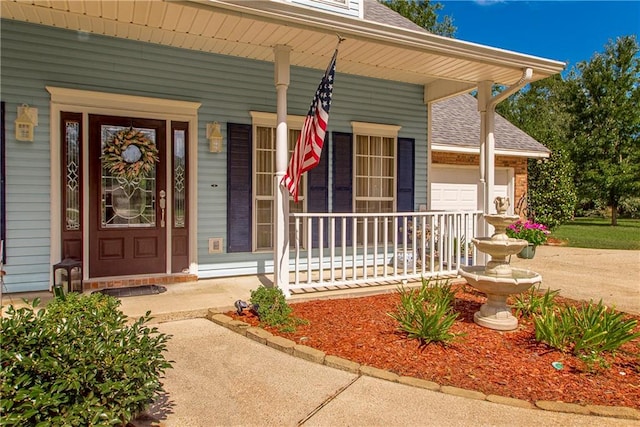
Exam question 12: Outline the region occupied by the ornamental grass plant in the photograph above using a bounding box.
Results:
[533,299,640,369]
[388,278,463,346]
[513,285,560,318]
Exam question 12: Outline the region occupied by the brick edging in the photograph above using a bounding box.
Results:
[207,310,640,421]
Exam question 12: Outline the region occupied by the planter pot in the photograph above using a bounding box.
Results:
[517,244,536,259]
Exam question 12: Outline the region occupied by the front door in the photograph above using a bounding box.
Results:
[88,115,167,277]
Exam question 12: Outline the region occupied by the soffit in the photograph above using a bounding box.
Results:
[1,0,565,89]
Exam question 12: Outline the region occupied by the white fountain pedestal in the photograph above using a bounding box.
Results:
[459,266,542,331]
[459,197,544,331]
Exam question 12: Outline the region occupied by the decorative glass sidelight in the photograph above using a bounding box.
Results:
[173,129,186,228]
[65,121,81,230]
[100,125,157,228]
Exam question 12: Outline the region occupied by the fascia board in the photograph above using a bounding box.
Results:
[432,144,550,158]
[187,0,566,79]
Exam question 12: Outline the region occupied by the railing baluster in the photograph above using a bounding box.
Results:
[411,214,417,274]
[307,216,313,284]
[341,216,347,280]
[392,216,398,277]
[373,216,379,278]
[383,217,389,278]
[352,218,357,281]
[296,217,301,285]
[363,217,368,280]
[420,215,426,275]
[330,217,335,283]
[318,217,324,283]
[402,216,408,274]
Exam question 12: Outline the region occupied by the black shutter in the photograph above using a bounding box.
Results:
[332,132,353,245]
[307,137,329,213]
[227,123,252,253]
[307,136,329,247]
[332,132,353,212]
[397,137,415,212]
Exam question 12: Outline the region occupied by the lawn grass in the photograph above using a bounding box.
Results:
[550,217,640,250]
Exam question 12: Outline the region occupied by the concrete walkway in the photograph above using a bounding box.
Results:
[143,317,636,427]
[2,246,639,426]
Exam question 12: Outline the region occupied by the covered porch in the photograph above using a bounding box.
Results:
[0,0,565,294]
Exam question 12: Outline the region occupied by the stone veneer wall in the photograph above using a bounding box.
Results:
[431,152,528,216]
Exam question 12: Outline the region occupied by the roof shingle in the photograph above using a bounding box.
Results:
[432,94,549,154]
[363,0,427,32]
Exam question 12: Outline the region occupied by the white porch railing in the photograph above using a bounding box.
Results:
[286,210,482,295]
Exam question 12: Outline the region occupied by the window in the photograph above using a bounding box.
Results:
[352,122,401,213]
[355,134,395,213]
[252,112,305,252]
[351,122,401,244]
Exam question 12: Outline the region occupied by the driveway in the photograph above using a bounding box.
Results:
[509,245,640,315]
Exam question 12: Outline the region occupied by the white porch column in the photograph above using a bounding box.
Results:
[477,81,495,256]
[274,45,291,296]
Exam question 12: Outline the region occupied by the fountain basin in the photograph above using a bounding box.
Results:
[472,237,528,258]
[458,266,541,295]
[483,214,521,236]
[472,237,529,276]
[458,266,542,331]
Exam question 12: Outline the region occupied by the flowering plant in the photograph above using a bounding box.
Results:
[506,219,550,246]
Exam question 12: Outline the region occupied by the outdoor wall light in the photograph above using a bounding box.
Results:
[15,104,38,142]
[207,121,223,153]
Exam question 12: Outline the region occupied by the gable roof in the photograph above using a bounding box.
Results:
[431,94,550,157]
[363,0,427,32]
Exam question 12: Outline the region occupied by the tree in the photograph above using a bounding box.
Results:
[497,75,577,229]
[564,35,640,225]
[379,0,456,37]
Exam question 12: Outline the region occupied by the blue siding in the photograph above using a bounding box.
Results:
[1,19,427,291]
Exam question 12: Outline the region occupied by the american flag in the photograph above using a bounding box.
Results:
[282,49,338,202]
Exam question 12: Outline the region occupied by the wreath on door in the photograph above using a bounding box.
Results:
[101,127,159,181]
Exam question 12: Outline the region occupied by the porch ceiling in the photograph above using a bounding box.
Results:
[2,0,565,97]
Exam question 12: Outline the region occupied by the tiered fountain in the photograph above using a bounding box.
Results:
[458,197,542,331]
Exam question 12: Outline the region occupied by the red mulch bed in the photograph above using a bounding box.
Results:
[228,285,640,409]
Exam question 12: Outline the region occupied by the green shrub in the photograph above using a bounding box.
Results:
[513,285,559,318]
[526,150,577,230]
[0,293,172,426]
[388,278,462,346]
[620,196,640,219]
[249,285,306,332]
[533,299,640,368]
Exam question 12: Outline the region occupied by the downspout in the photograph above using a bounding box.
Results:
[489,67,534,109]
[478,68,533,242]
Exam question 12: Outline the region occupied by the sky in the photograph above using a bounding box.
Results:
[437,1,639,72]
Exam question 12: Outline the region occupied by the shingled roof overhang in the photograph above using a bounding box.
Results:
[432,94,551,158]
[1,0,565,101]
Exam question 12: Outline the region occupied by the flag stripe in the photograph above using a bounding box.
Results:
[282,49,337,202]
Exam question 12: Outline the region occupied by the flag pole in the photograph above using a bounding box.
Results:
[276,37,343,296]
[281,40,342,202]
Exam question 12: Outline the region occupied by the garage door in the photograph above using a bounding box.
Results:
[430,166,510,211]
